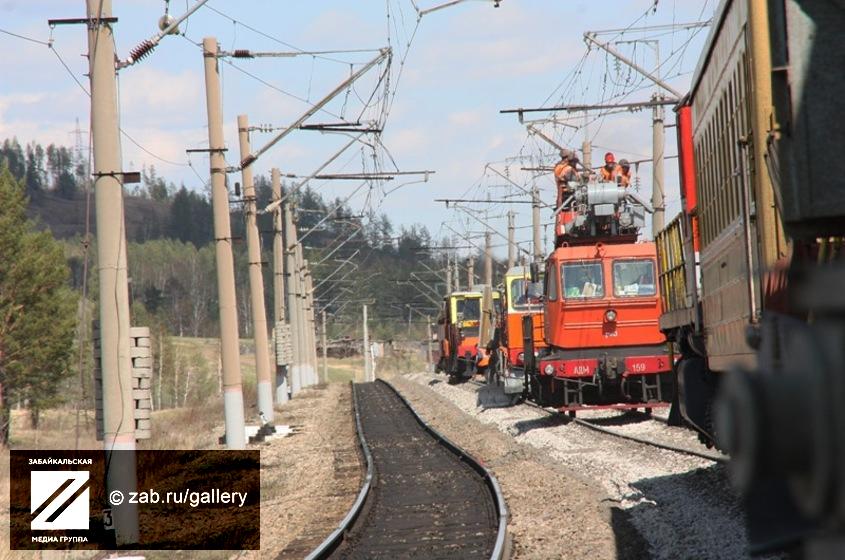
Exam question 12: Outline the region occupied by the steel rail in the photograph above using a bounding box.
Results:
[305,379,510,560]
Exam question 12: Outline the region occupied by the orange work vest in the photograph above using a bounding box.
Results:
[554,162,576,206]
[599,165,616,182]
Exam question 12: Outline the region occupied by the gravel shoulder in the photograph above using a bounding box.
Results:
[385,373,648,560]
[397,371,758,560]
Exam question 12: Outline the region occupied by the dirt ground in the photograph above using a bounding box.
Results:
[384,374,649,560]
[243,382,362,559]
[0,383,360,560]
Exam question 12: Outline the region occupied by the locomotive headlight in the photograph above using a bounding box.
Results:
[517,352,524,363]
[543,364,555,375]
[605,309,617,322]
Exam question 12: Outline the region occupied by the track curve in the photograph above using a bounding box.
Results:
[306,379,509,560]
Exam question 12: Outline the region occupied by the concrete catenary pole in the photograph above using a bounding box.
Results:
[362,304,371,382]
[295,245,314,386]
[320,310,328,383]
[532,184,542,263]
[480,231,495,348]
[237,114,273,422]
[426,315,433,366]
[652,98,665,235]
[484,231,493,287]
[303,261,318,383]
[652,43,665,235]
[271,168,289,403]
[582,137,593,172]
[308,271,320,383]
[452,253,460,291]
[203,37,246,448]
[87,0,138,544]
[446,260,453,294]
[283,206,302,394]
[507,211,516,270]
[467,255,475,290]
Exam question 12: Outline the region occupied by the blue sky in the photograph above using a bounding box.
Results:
[0,0,716,258]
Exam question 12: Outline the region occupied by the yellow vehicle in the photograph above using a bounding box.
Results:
[487,266,546,399]
[436,290,500,381]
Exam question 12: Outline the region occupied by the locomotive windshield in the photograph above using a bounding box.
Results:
[509,277,543,310]
[612,259,656,297]
[456,297,481,320]
[562,261,604,299]
[457,297,481,337]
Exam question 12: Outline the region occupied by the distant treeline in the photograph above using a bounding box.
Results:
[3,137,466,345]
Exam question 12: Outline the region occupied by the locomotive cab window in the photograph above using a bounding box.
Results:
[612,259,656,297]
[562,261,604,299]
[544,263,558,301]
[458,297,481,337]
[510,276,543,310]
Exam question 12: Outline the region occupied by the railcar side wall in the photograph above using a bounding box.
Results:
[667,0,787,371]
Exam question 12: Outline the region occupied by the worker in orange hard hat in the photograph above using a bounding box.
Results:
[616,158,632,187]
[599,152,617,182]
[554,149,578,208]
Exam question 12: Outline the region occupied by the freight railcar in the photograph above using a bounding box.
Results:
[655,0,845,553]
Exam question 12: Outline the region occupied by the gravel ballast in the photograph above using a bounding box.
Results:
[397,371,761,560]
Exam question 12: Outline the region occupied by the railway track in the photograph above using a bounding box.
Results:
[306,379,509,560]
[466,379,726,464]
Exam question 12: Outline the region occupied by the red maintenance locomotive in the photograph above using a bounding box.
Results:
[527,176,673,414]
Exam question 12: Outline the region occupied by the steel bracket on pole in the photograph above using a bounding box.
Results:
[186,147,228,153]
[48,17,118,27]
[92,171,141,184]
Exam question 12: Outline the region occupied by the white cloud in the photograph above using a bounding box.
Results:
[385,127,429,155]
[118,67,203,126]
[447,109,482,127]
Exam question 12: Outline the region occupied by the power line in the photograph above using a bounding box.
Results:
[0,27,51,46]
[204,3,381,65]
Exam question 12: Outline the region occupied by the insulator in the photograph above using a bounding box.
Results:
[232,49,253,58]
[130,40,156,64]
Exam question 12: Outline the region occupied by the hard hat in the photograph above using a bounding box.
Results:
[604,152,615,164]
[619,158,630,167]
[559,148,573,160]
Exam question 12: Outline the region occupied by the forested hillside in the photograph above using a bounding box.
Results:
[4,137,484,345]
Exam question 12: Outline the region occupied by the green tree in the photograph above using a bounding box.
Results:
[24,142,45,196]
[143,165,171,202]
[0,166,77,443]
[1,138,25,181]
